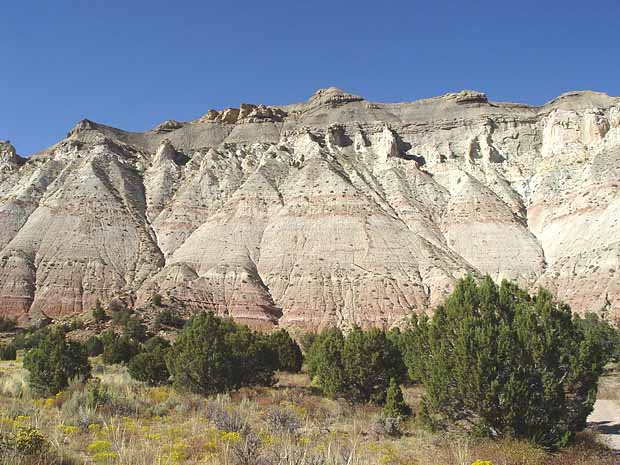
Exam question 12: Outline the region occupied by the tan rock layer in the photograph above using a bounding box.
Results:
[1,88,619,327]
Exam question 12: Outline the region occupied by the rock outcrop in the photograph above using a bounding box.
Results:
[1,88,619,329]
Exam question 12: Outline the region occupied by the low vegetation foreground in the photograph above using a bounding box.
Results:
[1,277,619,465]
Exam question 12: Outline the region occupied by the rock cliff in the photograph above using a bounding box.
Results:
[1,88,619,329]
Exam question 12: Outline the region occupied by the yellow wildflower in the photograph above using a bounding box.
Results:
[88,423,102,433]
[60,424,79,435]
[219,431,241,443]
[88,440,113,455]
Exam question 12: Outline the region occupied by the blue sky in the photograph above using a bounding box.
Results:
[2,0,619,156]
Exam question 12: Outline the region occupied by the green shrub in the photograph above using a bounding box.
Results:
[0,343,17,360]
[10,326,54,351]
[0,315,17,332]
[265,329,303,373]
[155,307,184,329]
[165,312,277,395]
[110,307,132,326]
[128,337,170,386]
[101,331,139,365]
[298,332,317,352]
[64,318,84,332]
[91,300,108,322]
[402,275,607,449]
[151,294,162,307]
[85,336,104,357]
[23,328,91,396]
[306,327,405,403]
[124,316,148,343]
[574,313,620,363]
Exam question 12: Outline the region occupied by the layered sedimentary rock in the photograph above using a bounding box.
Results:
[1,88,619,329]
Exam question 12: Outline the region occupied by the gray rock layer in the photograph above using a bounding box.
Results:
[1,88,619,329]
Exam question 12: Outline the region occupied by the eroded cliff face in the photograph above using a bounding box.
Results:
[1,88,619,329]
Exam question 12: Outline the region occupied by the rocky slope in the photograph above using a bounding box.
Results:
[1,87,619,329]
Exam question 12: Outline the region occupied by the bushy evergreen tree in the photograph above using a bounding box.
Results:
[128,336,171,386]
[298,332,317,352]
[165,312,277,395]
[574,313,620,363]
[266,329,303,373]
[84,335,104,356]
[342,327,405,403]
[23,328,91,396]
[383,378,411,419]
[10,326,53,351]
[124,316,149,343]
[101,331,139,364]
[306,327,405,403]
[0,343,17,360]
[401,275,607,449]
[306,328,345,398]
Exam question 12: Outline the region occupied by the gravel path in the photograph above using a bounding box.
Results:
[588,399,620,450]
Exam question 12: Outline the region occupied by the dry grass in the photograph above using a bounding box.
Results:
[0,358,617,465]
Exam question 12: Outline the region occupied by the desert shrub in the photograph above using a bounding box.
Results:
[373,414,402,437]
[14,427,46,455]
[402,275,608,449]
[61,381,104,429]
[165,312,277,395]
[0,429,74,465]
[265,329,303,373]
[128,336,171,385]
[101,331,139,365]
[23,328,91,396]
[263,406,301,434]
[205,400,249,433]
[101,385,149,417]
[91,300,108,322]
[155,307,184,329]
[306,326,405,403]
[84,336,104,356]
[383,378,410,419]
[229,432,263,465]
[0,315,17,332]
[0,343,17,360]
[151,293,162,306]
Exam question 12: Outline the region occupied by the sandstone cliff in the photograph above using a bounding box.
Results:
[1,88,619,329]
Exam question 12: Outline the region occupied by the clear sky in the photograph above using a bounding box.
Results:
[2,0,619,156]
